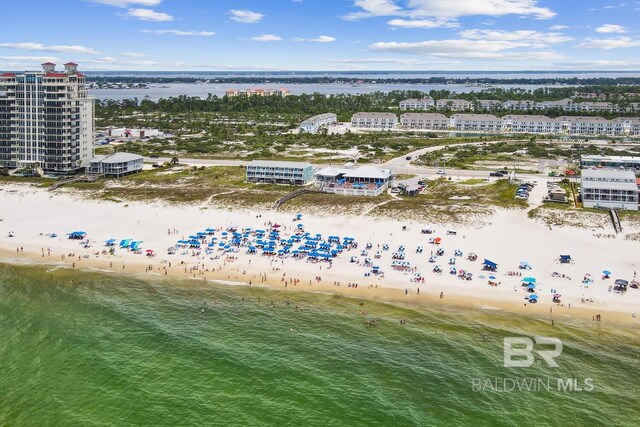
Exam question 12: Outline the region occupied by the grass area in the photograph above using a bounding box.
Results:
[528,203,610,229]
[370,178,526,224]
[459,178,488,185]
[0,175,53,187]
[66,165,290,205]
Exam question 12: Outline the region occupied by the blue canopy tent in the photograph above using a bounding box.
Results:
[522,277,537,284]
[559,255,572,264]
[67,231,87,240]
[528,294,539,302]
[120,239,132,248]
[130,241,143,250]
[483,259,498,271]
[105,239,117,246]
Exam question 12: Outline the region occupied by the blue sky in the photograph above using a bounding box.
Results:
[1,0,640,71]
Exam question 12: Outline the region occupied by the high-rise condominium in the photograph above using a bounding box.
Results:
[0,62,94,175]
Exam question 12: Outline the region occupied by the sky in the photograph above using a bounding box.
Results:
[1,0,640,71]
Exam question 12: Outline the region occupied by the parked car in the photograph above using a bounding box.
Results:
[489,172,503,177]
[436,170,446,175]
[405,156,412,160]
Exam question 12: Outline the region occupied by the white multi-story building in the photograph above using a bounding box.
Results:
[502,100,535,111]
[536,98,573,110]
[399,97,435,110]
[556,116,625,136]
[0,62,94,175]
[350,112,397,129]
[581,169,639,211]
[400,113,449,130]
[449,114,503,132]
[476,100,503,111]
[436,99,472,111]
[299,113,337,134]
[502,115,561,134]
[566,102,619,113]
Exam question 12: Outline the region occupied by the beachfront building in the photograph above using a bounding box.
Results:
[400,113,449,130]
[350,112,397,129]
[246,160,314,186]
[536,98,573,110]
[436,99,472,111]
[316,165,392,196]
[88,152,143,177]
[399,98,435,110]
[449,114,503,132]
[581,169,639,211]
[566,102,620,113]
[580,155,640,170]
[502,115,562,134]
[225,88,290,98]
[299,113,337,134]
[0,62,94,175]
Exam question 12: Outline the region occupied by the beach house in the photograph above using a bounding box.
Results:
[299,113,337,134]
[246,160,314,186]
[580,169,639,211]
[316,165,391,196]
[399,98,435,110]
[89,152,144,178]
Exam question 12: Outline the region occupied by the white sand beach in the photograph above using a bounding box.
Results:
[1,183,640,324]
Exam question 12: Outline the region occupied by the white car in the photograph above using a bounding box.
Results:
[436,170,446,175]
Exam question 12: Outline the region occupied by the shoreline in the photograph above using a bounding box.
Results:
[2,183,640,327]
[2,247,638,328]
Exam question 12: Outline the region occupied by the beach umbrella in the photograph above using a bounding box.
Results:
[522,277,537,284]
[489,275,496,280]
[528,294,539,301]
[603,270,611,275]
[527,283,536,289]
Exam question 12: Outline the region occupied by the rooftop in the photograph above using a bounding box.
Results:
[343,166,391,180]
[248,160,312,169]
[91,152,143,164]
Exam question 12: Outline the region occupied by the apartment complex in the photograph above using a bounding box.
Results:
[580,169,639,211]
[350,112,397,129]
[436,99,472,111]
[0,62,94,175]
[393,113,640,136]
[225,88,290,97]
[450,114,503,132]
[400,97,632,113]
[399,97,435,110]
[246,160,314,186]
[299,113,337,134]
[400,113,449,130]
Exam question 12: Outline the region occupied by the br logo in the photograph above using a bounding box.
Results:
[503,337,563,368]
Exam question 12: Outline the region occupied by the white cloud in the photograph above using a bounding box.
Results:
[0,42,100,54]
[343,0,403,20]
[369,39,561,60]
[141,29,215,36]
[122,51,146,57]
[230,9,264,24]
[577,36,640,49]
[550,25,568,30]
[387,18,459,28]
[294,35,336,43]
[126,8,173,21]
[87,0,161,6]
[250,34,282,42]
[344,0,555,21]
[0,56,59,62]
[459,29,573,45]
[596,24,627,33]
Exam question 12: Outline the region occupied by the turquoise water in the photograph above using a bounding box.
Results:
[1,263,639,426]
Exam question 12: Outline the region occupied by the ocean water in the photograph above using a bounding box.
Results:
[1,263,638,426]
